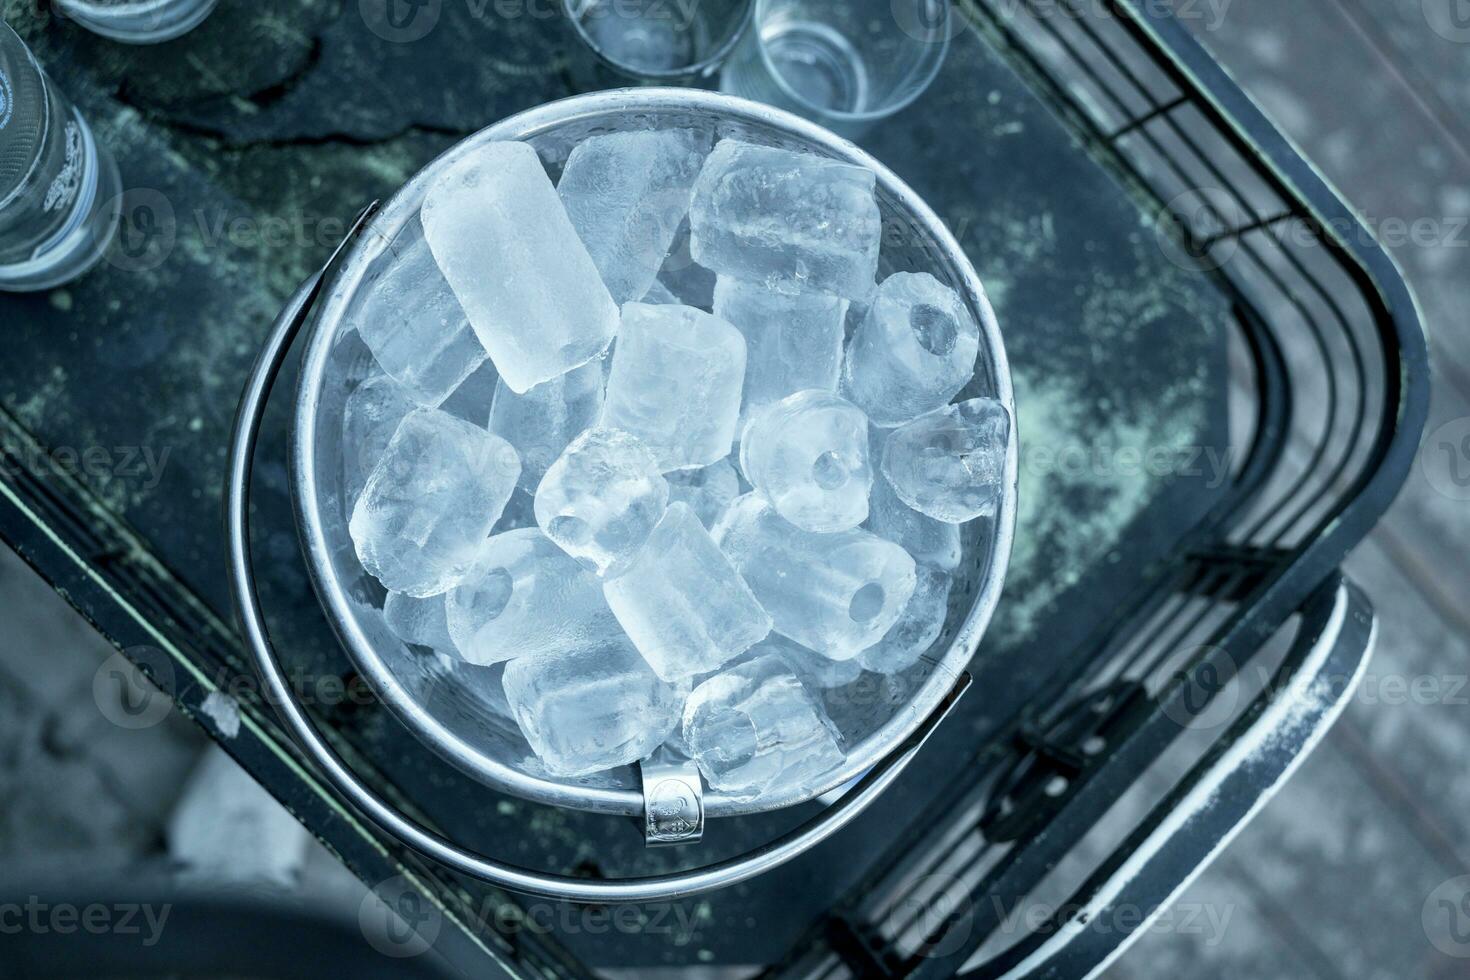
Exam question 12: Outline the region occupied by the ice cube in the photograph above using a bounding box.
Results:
[666,459,739,529]
[604,503,771,681]
[558,129,707,304]
[349,409,521,596]
[739,389,872,532]
[682,655,844,797]
[689,139,880,300]
[534,426,670,575]
[600,302,747,471]
[865,427,961,571]
[445,528,621,666]
[713,275,847,432]
[489,358,604,493]
[383,591,454,652]
[714,494,916,659]
[342,373,416,505]
[859,565,952,674]
[503,638,682,777]
[421,141,618,393]
[882,398,1011,523]
[843,273,980,426]
[354,235,488,406]
[746,634,863,690]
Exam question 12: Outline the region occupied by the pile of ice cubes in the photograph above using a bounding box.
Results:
[343,129,1009,801]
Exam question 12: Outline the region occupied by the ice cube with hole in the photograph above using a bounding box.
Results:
[714,494,916,659]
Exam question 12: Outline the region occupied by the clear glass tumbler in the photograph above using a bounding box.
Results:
[54,0,219,45]
[0,20,121,291]
[720,0,952,135]
[562,0,754,82]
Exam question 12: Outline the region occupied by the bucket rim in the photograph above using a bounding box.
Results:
[291,87,1018,818]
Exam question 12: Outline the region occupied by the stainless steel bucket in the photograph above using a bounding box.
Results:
[227,88,1016,902]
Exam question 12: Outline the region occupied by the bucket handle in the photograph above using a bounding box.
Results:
[226,202,971,903]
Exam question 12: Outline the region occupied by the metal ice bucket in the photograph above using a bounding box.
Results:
[227,89,1017,902]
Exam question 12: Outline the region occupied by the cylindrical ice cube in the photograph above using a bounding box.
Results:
[682,655,845,798]
[712,276,848,433]
[859,565,953,675]
[557,129,707,305]
[421,141,618,393]
[865,427,962,571]
[349,409,521,597]
[534,427,670,576]
[843,272,980,426]
[714,494,917,660]
[503,639,682,777]
[351,235,488,406]
[739,390,873,532]
[689,139,881,301]
[604,503,772,682]
[882,398,1011,523]
[342,373,415,506]
[600,302,748,471]
[445,528,621,666]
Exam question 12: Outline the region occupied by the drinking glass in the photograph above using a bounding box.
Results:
[0,21,121,292]
[54,0,218,44]
[720,0,952,135]
[563,0,754,82]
